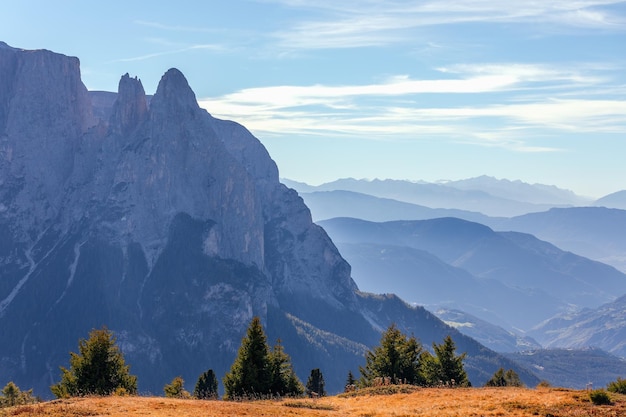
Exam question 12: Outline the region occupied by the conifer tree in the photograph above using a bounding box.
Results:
[194,369,219,399]
[485,368,524,387]
[268,339,304,397]
[305,368,326,397]
[360,324,424,386]
[346,370,356,387]
[421,335,470,387]
[223,316,272,399]
[50,327,137,397]
[1,381,38,407]
[164,376,190,398]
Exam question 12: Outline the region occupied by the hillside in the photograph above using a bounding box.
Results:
[2,388,624,417]
[504,348,626,389]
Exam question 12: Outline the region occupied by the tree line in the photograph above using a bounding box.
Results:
[4,317,483,404]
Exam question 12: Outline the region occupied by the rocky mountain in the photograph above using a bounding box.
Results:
[318,217,626,331]
[530,294,626,357]
[0,43,538,396]
[283,178,582,217]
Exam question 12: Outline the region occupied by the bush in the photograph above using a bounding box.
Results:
[589,389,612,406]
[607,377,626,394]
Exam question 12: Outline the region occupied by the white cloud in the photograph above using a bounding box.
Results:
[199,61,626,151]
[268,0,626,49]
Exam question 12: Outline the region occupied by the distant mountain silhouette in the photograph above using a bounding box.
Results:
[489,207,626,273]
[283,177,586,217]
[319,217,626,331]
[595,190,626,210]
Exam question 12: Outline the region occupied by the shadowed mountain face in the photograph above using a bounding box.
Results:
[0,43,537,396]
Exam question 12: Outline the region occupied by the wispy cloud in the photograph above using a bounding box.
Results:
[199,61,626,150]
[113,44,224,63]
[268,0,626,49]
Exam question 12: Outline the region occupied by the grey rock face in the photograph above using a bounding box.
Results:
[0,43,531,396]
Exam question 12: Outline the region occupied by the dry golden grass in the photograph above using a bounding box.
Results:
[2,387,625,417]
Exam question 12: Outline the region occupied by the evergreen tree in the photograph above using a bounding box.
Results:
[223,317,303,399]
[345,370,356,387]
[306,368,326,397]
[360,324,424,386]
[421,335,470,387]
[485,368,524,387]
[50,327,137,397]
[1,381,38,408]
[194,369,219,399]
[223,316,272,399]
[164,376,190,398]
[268,339,304,397]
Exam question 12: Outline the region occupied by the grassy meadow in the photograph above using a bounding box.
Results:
[2,386,625,417]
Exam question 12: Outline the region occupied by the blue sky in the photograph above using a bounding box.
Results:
[2,0,625,198]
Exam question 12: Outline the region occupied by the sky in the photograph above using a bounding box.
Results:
[1,0,625,198]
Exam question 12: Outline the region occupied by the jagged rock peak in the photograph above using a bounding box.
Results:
[150,68,199,118]
[110,73,148,135]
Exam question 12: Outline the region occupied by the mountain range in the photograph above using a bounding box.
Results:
[318,217,626,332]
[288,182,626,274]
[0,42,540,397]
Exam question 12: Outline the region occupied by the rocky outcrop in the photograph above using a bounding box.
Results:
[0,43,535,396]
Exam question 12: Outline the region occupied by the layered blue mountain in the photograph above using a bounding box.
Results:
[491,207,626,273]
[595,190,626,210]
[0,43,540,396]
[530,294,626,357]
[290,181,626,274]
[283,177,588,217]
[318,217,626,333]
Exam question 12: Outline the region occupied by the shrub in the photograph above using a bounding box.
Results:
[607,377,626,394]
[589,389,612,406]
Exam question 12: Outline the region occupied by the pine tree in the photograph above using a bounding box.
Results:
[1,381,38,408]
[50,327,137,397]
[194,369,219,399]
[346,370,356,387]
[421,335,470,387]
[268,339,304,397]
[485,368,524,387]
[223,316,272,399]
[360,324,424,386]
[306,369,326,397]
[164,376,190,398]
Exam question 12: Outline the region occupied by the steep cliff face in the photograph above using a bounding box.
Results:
[0,43,534,396]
